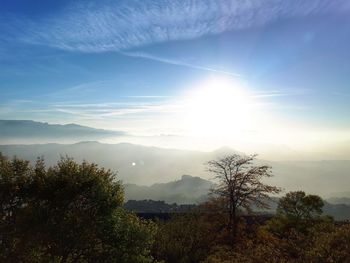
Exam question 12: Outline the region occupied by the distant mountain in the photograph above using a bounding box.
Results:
[124,175,213,204]
[327,197,350,205]
[0,138,349,219]
[0,142,213,185]
[0,120,125,142]
[0,141,349,197]
[323,202,350,221]
[262,197,350,221]
[123,175,350,220]
[326,191,350,199]
[212,146,242,156]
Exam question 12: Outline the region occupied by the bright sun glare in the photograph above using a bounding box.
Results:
[185,76,256,138]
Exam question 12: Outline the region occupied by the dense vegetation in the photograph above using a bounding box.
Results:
[1,153,349,262]
[0,154,156,263]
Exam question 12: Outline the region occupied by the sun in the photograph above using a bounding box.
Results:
[184,76,256,138]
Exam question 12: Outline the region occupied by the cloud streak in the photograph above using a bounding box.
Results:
[1,0,349,53]
[0,85,307,124]
[121,51,241,77]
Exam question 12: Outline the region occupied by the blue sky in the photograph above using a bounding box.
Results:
[1,0,350,152]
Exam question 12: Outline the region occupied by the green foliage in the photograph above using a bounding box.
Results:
[268,191,330,235]
[277,191,324,219]
[201,246,237,263]
[1,153,349,263]
[202,221,350,263]
[199,192,349,263]
[305,223,350,262]
[0,154,156,263]
[124,199,196,213]
[153,213,219,263]
[202,225,293,263]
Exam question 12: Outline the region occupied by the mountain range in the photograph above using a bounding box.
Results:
[0,119,349,199]
[0,141,349,198]
[0,120,125,143]
[124,175,213,204]
[1,119,349,159]
[123,175,350,220]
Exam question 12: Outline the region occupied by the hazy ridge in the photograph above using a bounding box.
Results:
[0,120,125,143]
[123,175,350,220]
[0,141,349,198]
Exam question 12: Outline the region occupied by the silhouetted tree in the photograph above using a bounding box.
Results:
[207,154,280,246]
[278,191,324,219]
[268,191,328,235]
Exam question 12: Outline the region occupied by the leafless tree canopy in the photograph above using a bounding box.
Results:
[207,154,281,212]
[207,154,281,245]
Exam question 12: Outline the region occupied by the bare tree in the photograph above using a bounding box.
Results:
[207,154,281,245]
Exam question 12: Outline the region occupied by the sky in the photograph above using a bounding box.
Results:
[1,0,350,154]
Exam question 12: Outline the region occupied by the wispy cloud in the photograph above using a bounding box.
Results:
[0,98,184,121]
[1,0,349,53]
[121,51,241,77]
[252,87,313,98]
[0,85,308,123]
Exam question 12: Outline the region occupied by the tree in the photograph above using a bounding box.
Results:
[207,154,280,246]
[268,191,327,235]
[0,154,156,263]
